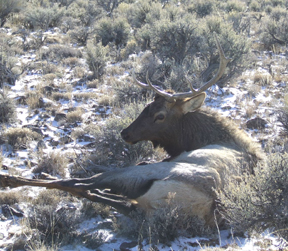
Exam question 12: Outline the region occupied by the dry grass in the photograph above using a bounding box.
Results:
[26,90,43,109]
[98,94,113,106]
[0,190,22,205]
[72,66,87,78]
[31,189,72,207]
[219,152,288,240]
[3,127,42,149]
[70,127,86,141]
[66,107,84,123]
[52,92,72,101]
[80,200,110,219]
[43,73,57,82]
[113,198,215,245]
[86,79,100,89]
[33,151,69,178]
[61,57,83,67]
[253,71,272,86]
[73,92,99,101]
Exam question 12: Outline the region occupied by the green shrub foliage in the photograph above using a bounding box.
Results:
[260,15,288,48]
[86,42,109,79]
[0,0,22,27]
[24,4,65,30]
[0,92,16,123]
[96,17,130,48]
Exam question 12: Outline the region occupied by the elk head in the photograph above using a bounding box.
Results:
[121,36,230,156]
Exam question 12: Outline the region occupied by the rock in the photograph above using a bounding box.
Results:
[38,97,45,108]
[43,86,59,95]
[1,205,24,218]
[60,135,73,144]
[54,112,67,121]
[40,112,51,119]
[37,139,47,149]
[78,134,95,142]
[15,95,27,105]
[120,241,138,251]
[50,139,59,147]
[246,117,267,130]
[22,125,43,135]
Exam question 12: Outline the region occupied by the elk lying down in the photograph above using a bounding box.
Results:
[0,37,264,226]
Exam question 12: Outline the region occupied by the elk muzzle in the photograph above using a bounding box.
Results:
[121,128,135,144]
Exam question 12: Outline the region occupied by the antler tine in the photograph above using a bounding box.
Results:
[196,34,231,93]
[145,72,176,102]
[132,34,230,101]
[132,69,151,89]
[184,75,197,94]
[132,69,176,102]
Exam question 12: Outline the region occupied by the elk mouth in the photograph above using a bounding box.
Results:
[121,129,139,144]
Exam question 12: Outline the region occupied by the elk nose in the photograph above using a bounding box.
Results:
[121,129,130,142]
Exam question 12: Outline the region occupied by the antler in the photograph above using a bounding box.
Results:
[132,35,231,102]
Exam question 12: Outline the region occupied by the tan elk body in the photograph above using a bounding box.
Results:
[0,37,264,226]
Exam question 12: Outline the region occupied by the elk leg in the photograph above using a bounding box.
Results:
[82,189,136,215]
[0,174,136,215]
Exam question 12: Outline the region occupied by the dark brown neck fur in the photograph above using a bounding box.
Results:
[152,107,264,166]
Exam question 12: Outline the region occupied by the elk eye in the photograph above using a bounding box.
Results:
[154,113,165,122]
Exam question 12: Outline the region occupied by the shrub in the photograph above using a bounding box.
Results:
[0,0,22,27]
[86,42,109,79]
[269,6,288,21]
[114,200,214,244]
[127,0,152,28]
[96,0,122,17]
[249,0,261,11]
[3,127,42,149]
[80,200,110,219]
[68,26,91,46]
[26,200,79,246]
[24,4,65,30]
[66,107,84,123]
[134,50,165,86]
[0,190,21,205]
[33,151,69,178]
[32,189,70,207]
[218,153,288,239]
[26,90,44,110]
[0,54,23,86]
[279,110,288,136]
[201,15,250,86]
[228,11,252,35]
[253,71,272,86]
[224,0,246,13]
[62,57,83,68]
[30,61,60,75]
[187,0,214,18]
[0,91,16,123]
[96,17,130,49]
[120,39,139,60]
[39,44,82,61]
[52,92,72,101]
[278,95,288,135]
[150,15,200,65]
[113,76,153,105]
[260,15,288,48]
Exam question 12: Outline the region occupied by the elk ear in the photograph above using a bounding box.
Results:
[181,93,206,114]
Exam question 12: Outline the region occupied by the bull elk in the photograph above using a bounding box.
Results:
[0,37,264,226]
